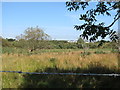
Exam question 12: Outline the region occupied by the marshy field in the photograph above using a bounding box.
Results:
[2,48,120,88]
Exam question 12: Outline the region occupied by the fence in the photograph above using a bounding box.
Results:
[0,71,120,77]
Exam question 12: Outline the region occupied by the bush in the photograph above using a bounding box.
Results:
[94,51,106,54]
[2,47,14,54]
[2,39,12,47]
[111,49,119,53]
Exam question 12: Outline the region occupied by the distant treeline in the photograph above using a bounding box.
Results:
[1,26,118,51]
[1,37,116,50]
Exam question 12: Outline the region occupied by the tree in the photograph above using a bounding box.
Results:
[66,1,120,42]
[77,37,85,43]
[16,26,51,52]
[66,0,120,67]
[24,26,50,41]
[77,37,85,48]
[6,38,16,42]
[16,34,25,40]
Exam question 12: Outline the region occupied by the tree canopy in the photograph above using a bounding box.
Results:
[16,26,51,51]
[66,1,120,42]
[16,26,50,41]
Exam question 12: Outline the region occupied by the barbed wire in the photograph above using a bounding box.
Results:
[0,71,120,77]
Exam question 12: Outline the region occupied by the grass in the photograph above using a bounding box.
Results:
[2,49,120,88]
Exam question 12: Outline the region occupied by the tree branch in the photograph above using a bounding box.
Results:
[108,15,120,28]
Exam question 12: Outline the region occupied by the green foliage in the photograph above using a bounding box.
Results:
[66,1,119,42]
[24,26,50,40]
[77,37,85,44]
[94,51,106,54]
[6,38,16,42]
[111,49,119,53]
[87,42,98,49]
[77,38,85,49]
[2,38,117,52]
[13,39,27,48]
[2,38,12,47]
[15,26,51,51]
[2,47,14,54]
[2,47,27,54]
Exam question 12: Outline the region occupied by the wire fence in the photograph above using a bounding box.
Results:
[0,71,120,77]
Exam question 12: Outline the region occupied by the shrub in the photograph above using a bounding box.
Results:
[111,49,119,53]
[94,51,106,54]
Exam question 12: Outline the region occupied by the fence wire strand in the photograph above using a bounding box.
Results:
[0,71,120,77]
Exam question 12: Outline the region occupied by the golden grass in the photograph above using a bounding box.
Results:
[2,51,118,71]
[2,51,119,88]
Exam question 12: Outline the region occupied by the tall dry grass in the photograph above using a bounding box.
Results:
[2,51,118,72]
[2,51,119,88]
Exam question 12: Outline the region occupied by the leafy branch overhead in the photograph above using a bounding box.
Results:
[66,1,120,42]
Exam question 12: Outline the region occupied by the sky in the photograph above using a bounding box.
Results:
[2,2,118,41]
